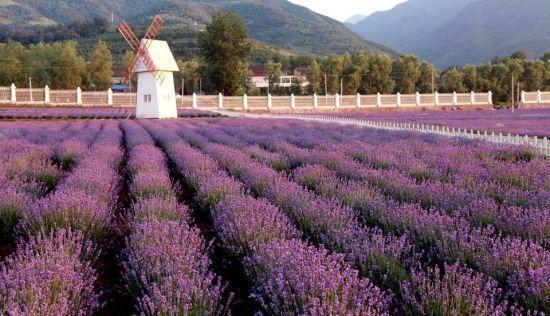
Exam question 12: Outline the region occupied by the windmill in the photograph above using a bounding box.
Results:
[118,15,179,119]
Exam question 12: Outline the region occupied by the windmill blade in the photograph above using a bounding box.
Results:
[122,46,166,86]
[144,15,164,40]
[118,20,140,52]
[121,15,167,86]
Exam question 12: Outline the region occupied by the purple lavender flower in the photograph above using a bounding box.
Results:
[123,220,230,315]
[0,186,31,241]
[23,189,111,242]
[0,229,101,314]
[131,197,190,224]
[401,263,509,315]
[213,195,300,257]
[247,239,391,315]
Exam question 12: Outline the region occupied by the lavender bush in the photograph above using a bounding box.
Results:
[401,263,509,315]
[213,194,300,257]
[0,229,100,315]
[123,220,229,315]
[247,239,392,315]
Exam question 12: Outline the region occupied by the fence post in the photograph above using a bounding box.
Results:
[335,93,340,109]
[290,94,296,110]
[76,87,82,105]
[356,93,361,108]
[452,91,457,106]
[488,91,493,105]
[470,91,475,105]
[313,93,318,110]
[434,92,439,106]
[396,92,401,107]
[520,90,525,104]
[44,85,50,105]
[376,92,381,108]
[107,88,113,106]
[218,93,223,109]
[267,93,272,110]
[10,83,16,104]
[192,93,198,109]
[415,92,420,106]
[544,137,548,155]
[537,90,542,103]
[243,94,248,111]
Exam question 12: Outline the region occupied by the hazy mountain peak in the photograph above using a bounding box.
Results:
[344,14,367,25]
[348,0,550,67]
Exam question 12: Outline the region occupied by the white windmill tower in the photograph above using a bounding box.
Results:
[118,16,179,119]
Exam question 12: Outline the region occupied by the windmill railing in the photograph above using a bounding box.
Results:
[2,84,548,110]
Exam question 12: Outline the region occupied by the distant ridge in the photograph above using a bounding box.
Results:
[344,14,367,25]
[348,0,550,67]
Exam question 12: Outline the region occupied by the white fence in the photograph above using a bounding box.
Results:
[243,113,549,156]
[521,90,550,104]
[186,91,493,111]
[0,84,495,110]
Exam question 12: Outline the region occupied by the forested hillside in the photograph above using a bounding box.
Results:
[0,0,396,57]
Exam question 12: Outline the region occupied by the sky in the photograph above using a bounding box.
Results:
[287,0,408,22]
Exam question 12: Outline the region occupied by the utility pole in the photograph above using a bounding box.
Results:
[199,77,202,95]
[324,73,328,106]
[28,76,33,103]
[431,70,435,95]
[517,81,520,109]
[511,74,515,113]
[340,77,343,96]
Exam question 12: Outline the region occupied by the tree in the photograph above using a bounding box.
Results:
[290,75,302,95]
[306,59,322,94]
[417,62,436,93]
[0,42,32,86]
[342,54,360,94]
[320,55,342,94]
[37,42,85,89]
[198,11,252,95]
[522,60,545,91]
[364,54,394,94]
[462,66,478,92]
[393,55,420,94]
[176,59,202,94]
[510,51,528,60]
[266,59,282,92]
[85,40,112,90]
[440,67,464,93]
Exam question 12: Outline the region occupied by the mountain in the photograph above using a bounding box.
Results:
[0,0,397,57]
[345,14,367,25]
[349,0,550,67]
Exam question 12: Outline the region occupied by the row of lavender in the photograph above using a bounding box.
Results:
[141,120,393,314]
[162,118,548,314]
[1,118,547,314]
[0,120,234,314]
[0,121,121,313]
[307,108,550,138]
[0,107,220,119]
[120,120,230,314]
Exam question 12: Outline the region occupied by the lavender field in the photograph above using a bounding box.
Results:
[0,117,548,315]
[0,107,220,120]
[319,108,550,137]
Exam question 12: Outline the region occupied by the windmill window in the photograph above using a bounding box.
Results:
[144,94,152,103]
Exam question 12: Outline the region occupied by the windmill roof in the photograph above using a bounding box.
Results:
[135,39,179,73]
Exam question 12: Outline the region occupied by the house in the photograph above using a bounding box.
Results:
[111,69,130,92]
[250,65,309,89]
